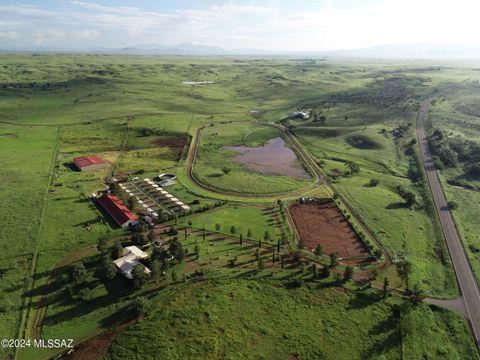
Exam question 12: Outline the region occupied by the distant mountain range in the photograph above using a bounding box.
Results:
[3,42,480,59]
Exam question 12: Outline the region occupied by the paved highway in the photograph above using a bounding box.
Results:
[417,92,480,349]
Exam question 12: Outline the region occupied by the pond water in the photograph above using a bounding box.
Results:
[223,137,310,179]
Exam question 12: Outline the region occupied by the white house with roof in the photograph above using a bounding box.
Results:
[113,246,151,279]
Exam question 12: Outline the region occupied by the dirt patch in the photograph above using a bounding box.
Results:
[61,320,135,360]
[289,201,369,261]
[152,137,187,148]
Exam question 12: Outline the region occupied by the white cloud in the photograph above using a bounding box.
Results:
[1,0,480,50]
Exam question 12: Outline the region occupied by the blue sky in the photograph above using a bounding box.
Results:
[1,0,479,50]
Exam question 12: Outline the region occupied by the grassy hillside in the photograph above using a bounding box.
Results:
[105,279,477,360]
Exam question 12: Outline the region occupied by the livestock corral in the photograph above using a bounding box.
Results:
[289,199,370,263]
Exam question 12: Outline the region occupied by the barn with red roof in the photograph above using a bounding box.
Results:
[73,155,107,171]
[97,194,139,228]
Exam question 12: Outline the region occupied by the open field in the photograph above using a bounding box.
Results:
[1,54,480,359]
[178,205,283,243]
[0,124,57,346]
[104,279,477,360]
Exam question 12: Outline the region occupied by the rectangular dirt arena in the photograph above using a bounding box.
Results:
[289,201,369,260]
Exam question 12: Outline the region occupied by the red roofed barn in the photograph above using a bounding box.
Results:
[97,194,139,228]
[73,155,107,171]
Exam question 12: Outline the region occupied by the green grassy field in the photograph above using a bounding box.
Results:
[104,279,477,360]
[2,54,480,359]
[178,205,282,243]
[0,125,57,348]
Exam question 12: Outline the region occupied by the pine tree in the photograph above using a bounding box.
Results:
[383,277,390,298]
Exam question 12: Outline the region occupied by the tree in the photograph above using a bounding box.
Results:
[321,264,330,278]
[257,257,265,271]
[222,167,231,175]
[111,240,123,259]
[215,223,221,231]
[150,260,162,285]
[247,229,252,238]
[132,264,148,290]
[152,246,168,262]
[167,226,178,236]
[310,106,321,121]
[408,283,425,305]
[194,244,200,259]
[169,238,185,261]
[346,161,360,175]
[447,201,458,210]
[343,266,353,282]
[329,253,338,268]
[311,264,318,279]
[133,296,152,317]
[160,258,170,273]
[396,260,412,290]
[71,263,87,285]
[314,244,323,258]
[369,179,380,187]
[291,251,301,264]
[78,287,92,302]
[298,238,305,250]
[171,269,178,283]
[100,255,117,281]
[404,192,416,208]
[230,225,236,235]
[97,237,108,254]
[126,197,138,210]
[319,115,327,125]
[383,277,390,298]
[132,232,147,246]
[264,231,271,242]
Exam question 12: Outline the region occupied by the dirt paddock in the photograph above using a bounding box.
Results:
[152,137,187,148]
[289,201,369,261]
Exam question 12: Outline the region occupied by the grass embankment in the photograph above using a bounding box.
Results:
[104,279,477,360]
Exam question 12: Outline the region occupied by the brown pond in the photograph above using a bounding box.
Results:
[224,137,310,179]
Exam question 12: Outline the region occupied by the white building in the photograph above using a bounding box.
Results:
[113,246,151,279]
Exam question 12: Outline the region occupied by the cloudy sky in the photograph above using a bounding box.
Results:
[1,0,480,51]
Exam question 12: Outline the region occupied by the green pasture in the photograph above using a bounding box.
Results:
[105,279,477,360]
